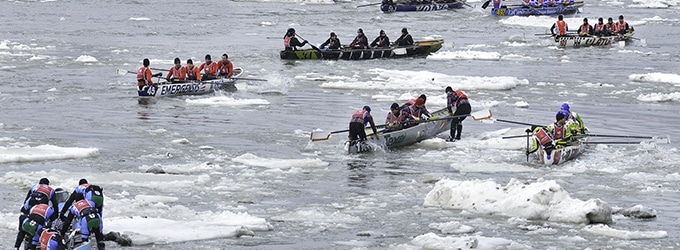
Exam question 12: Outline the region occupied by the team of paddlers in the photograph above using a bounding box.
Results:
[136,54,235,90]
[551,14,634,37]
[283,27,415,51]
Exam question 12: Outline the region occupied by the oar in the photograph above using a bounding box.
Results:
[481,0,490,9]
[116,68,135,75]
[491,118,543,128]
[581,134,656,139]
[356,2,381,7]
[428,109,493,122]
[296,34,322,52]
[311,124,388,142]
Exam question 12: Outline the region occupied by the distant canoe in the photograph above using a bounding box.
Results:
[279,39,444,60]
[554,32,635,49]
[380,0,465,13]
[489,1,584,16]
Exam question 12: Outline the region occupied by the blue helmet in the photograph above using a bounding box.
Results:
[561,103,570,111]
[363,106,371,112]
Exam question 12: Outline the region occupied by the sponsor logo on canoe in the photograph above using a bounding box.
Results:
[417,3,450,11]
[384,134,406,146]
[160,83,204,96]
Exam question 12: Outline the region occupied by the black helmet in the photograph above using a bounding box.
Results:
[330,32,336,37]
[79,178,88,185]
[390,103,399,110]
[401,28,408,33]
[174,58,180,64]
[39,178,49,185]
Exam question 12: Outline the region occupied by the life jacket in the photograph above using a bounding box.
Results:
[26,184,53,209]
[185,66,198,80]
[579,24,590,34]
[217,60,232,76]
[533,128,552,146]
[169,66,182,78]
[328,39,340,49]
[605,22,615,33]
[551,123,565,140]
[28,204,50,224]
[137,67,150,85]
[350,110,368,124]
[283,36,292,49]
[386,111,402,124]
[39,230,61,250]
[493,0,501,8]
[537,0,544,6]
[617,21,628,32]
[452,90,469,106]
[201,61,218,77]
[594,23,605,32]
[72,199,96,219]
[548,0,555,5]
[410,103,425,118]
[556,20,567,35]
[521,0,530,6]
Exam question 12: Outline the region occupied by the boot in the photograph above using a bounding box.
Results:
[449,127,456,142]
[97,242,105,250]
[455,124,462,140]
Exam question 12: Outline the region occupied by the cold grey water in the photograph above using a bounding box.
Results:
[1,0,680,249]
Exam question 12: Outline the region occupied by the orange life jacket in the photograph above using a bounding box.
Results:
[137,67,151,86]
[185,66,199,80]
[350,110,368,124]
[168,66,182,79]
[579,24,590,34]
[200,61,218,77]
[594,23,605,32]
[283,36,292,48]
[617,21,628,32]
[386,111,403,124]
[556,20,567,35]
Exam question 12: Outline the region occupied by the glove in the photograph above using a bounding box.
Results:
[414,117,421,122]
[303,40,308,44]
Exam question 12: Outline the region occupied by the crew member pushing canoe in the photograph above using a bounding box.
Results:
[349,106,379,141]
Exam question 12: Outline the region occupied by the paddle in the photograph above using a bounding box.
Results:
[296,34,322,52]
[116,68,135,75]
[356,2,381,7]
[481,0,490,9]
[490,118,543,128]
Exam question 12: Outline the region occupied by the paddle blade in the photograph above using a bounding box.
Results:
[116,68,130,75]
[471,109,492,121]
[393,48,407,56]
[310,131,332,142]
[234,82,247,92]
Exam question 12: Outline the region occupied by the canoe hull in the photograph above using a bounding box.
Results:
[491,2,583,16]
[536,138,587,165]
[554,32,635,49]
[347,108,452,154]
[380,2,465,12]
[280,39,444,60]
